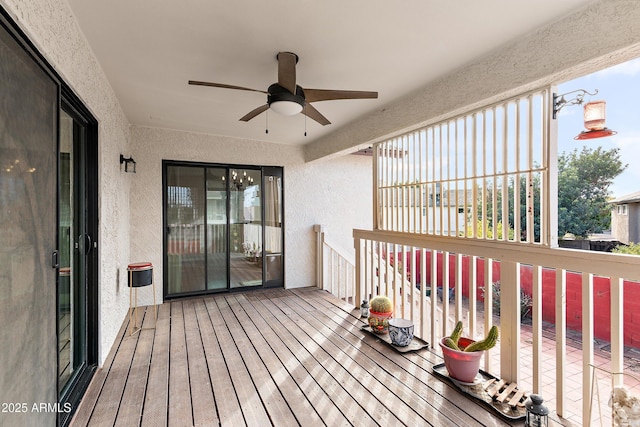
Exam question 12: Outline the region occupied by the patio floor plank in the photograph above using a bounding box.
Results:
[193,298,245,427]
[226,294,325,427]
[114,309,155,427]
[140,303,170,427]
[167,301,193,427]
[236,293,351,425]
[71,288,522,427]
[203,298,272,426]
[182,299,218,426]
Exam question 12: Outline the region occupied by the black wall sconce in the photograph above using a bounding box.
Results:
[120,154,136,173]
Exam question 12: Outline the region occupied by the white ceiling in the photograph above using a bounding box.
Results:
[67,0,591,146]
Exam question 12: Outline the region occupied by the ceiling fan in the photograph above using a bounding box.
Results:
[188,52,378,126]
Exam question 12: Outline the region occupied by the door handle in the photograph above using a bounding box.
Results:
[51,250,59,269]
[85,234,92,255]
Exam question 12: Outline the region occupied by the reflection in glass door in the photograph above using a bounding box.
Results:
[166,166,207,294]
[206,168,227,290]
[229,169,262,288]
[263,167,284,287]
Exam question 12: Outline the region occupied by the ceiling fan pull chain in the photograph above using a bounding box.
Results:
[265,109,269,134]
[304,105,307,136]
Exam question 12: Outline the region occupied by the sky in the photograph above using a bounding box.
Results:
[557,57,640,198]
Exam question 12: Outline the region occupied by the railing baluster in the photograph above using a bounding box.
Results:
[468,255,477,338]
[611,276,624,388]
[455,253,463,322]
[582,272,594,426]
[442,251,451,339]
[556,268,567,417]
[532,265,542,393]
[430,249,438,346]
[408,246,418,321]
[484,258,494,374]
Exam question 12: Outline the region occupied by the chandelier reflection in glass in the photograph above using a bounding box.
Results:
[223,169,255,190]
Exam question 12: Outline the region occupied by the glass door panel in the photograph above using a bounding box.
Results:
[166,166,206,294]
[264,168,284,286]
[229,168,263,288]
[206,167,227,290]
[0,18,58,426]
[58,109,89,394]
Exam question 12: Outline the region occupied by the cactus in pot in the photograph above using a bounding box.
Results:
[368,295,393,334]
[439,321,499,383]
[443,321,499,352]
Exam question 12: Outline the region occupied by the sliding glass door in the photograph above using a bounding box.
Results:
[164,162,283,297]
[0,11,98,426]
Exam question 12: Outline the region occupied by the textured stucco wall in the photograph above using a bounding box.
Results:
[305,0,640,161]
[130,126,372,303]
[1,0,133,365]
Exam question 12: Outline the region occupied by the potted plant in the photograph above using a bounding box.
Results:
[439,321,499,383]
[367,295,393,334]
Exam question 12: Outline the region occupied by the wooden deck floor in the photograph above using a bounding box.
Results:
[71,288,519,426]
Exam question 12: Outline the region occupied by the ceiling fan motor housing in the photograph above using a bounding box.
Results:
[267,83,305,109]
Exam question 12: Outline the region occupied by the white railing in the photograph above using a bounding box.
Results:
[314,225,356,303]
[353,228,640,426]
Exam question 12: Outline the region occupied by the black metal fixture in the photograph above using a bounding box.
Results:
[553,89,617,140]
[119,154,136,173]
[360,299,370,318]
[525,394,549,427]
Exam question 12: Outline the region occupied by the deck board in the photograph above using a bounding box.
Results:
[140,303,170,427]
[114,309,155,427]
[72,288,521,427]
[193,298,244,427]
[204,298,271,426]
[168,301,193,427]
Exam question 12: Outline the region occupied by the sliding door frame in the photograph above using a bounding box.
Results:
[0,7,99,426]
[162,160,284,298]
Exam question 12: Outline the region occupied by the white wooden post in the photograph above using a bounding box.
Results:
[313,224,325,290]
[500,260,520,383]
[354,233,362,309]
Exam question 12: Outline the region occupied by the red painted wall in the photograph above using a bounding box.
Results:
[391,251,640,348]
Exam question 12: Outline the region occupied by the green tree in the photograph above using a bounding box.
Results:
[475,173,540,241]
[558,146,626,238]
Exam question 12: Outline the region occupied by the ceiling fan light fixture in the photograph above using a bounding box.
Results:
[270,100,303,116]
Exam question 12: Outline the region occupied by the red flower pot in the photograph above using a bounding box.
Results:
[368,309,392,334]
[439,336,484,383]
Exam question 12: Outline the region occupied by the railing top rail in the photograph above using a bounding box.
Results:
[354,228,640,282]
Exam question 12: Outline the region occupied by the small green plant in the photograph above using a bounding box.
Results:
[369,295,392,313]
[480,281,532,321]
[444,321,499,352]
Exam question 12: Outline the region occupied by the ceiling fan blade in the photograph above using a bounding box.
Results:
[189,80,267,94]
[303,89,378,103]
[302,103,331,126]
[277,52,297,94]
[239,104,269,122]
